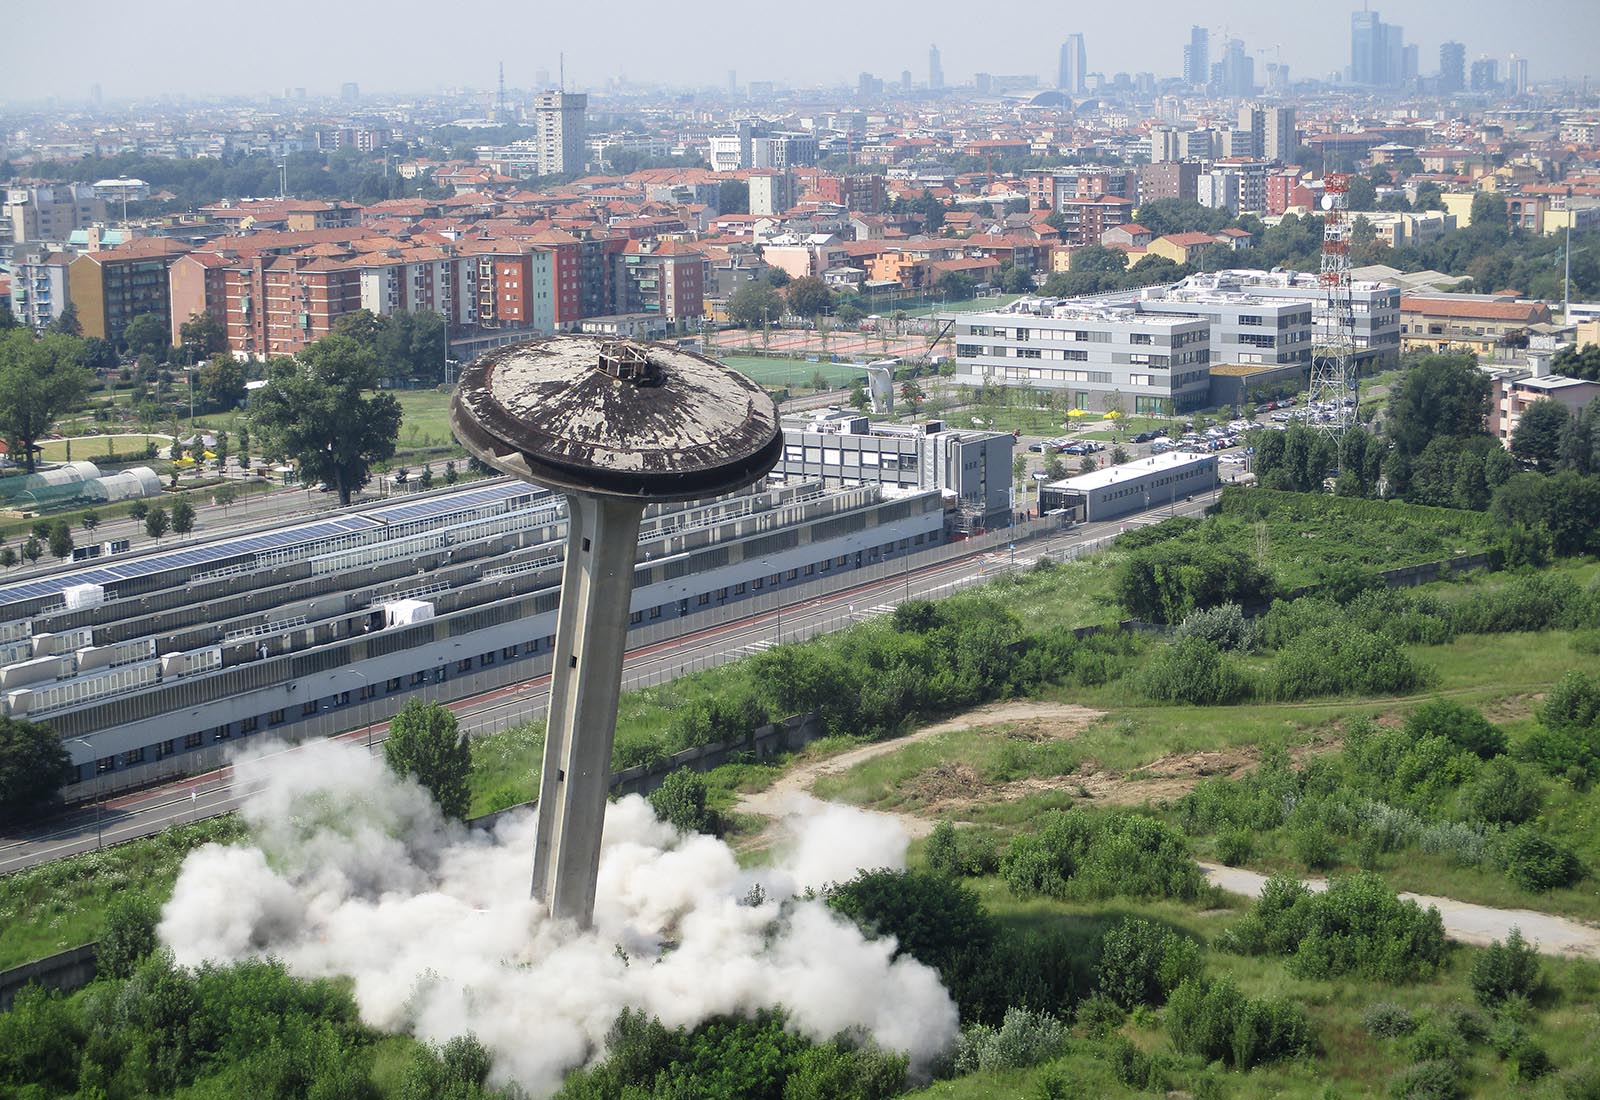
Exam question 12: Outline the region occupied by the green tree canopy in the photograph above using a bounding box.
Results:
[0,715,72,823]
[384,699,471,821]
[0,330,93,471]
[179,310,229,360]
[1385,353,1491,457]
[785,276,835,319]
[121,313,170,361]
[727,280,784,329]
[196,353,247,411]
[47,302,81,337]
[1510,398,1569,472]
[251,334,402,505]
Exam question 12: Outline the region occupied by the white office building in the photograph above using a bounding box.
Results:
[951,299,1212,414]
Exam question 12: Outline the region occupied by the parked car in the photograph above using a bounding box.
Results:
[1132,430,1157,443]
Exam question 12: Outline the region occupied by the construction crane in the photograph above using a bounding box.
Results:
[1310,173,1357,452]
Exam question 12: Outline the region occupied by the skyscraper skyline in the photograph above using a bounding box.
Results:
[1439,41,1466,93]
[1059,33,1087,93]
[928,43,944,90]
[1182,26,1209,87]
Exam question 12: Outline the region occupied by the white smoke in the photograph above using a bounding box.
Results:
[159,740,959,1095]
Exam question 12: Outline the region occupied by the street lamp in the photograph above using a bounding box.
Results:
[68,738,103,850]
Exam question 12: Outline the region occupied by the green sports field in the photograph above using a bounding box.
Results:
[718,356,866,390]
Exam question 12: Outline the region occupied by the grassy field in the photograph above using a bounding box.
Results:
[0,816,245,971]
[31,433,173,463]
[717,355,864,390]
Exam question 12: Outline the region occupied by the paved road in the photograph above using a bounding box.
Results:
[0,493,1218,875]
[1200,863,1600,959]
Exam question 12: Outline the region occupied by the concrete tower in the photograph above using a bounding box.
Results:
[451,337,781,928]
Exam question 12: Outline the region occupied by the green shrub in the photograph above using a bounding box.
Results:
[1094,918,1203,1009]
[647,767,716,834]
[1540,671,1600,737]
[1470,928,1542,1006]
[1404,699,1507,760]
[1266,622,1431,700]
[1363,1002,1419,1038]
[1222,872,1448,983]
[1073,991,1126,1036]
[98,892,161,980]
[1458,758,1539,826]
[1139,637,1250,705]
[1215,827,1254,866]
[782,1039,908,1100]
[1001,809,1204,903]
[1173,602,1259,652]
[950,1008,1069,1074]
[926,821,1002,878]
[1165,976,1313,1070]
[1115,541,1276,624]
[1388,1059,1464,1100]
[1501,827,1584,892]
[1450,572,1583,635]
[1291,826,1338,871]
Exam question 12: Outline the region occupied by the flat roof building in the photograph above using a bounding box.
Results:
[1039,451,1218,522]
[950,299,1213,415]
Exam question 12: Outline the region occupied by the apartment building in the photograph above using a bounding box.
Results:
[351,248,479,328]
[1485,366,1600,447]
[1052,195,1133,246]
[1139,162,1201,205]
[67,238,191,342]
[167,252,230,346]
[533,91,588,175]
[616,238,705,324]
[1025,167,1137,210]
[3,184,105,244]
[220,253,361,358]
[8,251,73,330]
[952,300,1212,414]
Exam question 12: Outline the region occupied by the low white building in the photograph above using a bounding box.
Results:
[1039,451,1218,522]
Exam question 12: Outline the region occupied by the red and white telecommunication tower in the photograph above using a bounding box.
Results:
[1311,173,1357,445]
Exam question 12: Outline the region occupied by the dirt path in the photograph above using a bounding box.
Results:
[1201,863,1600,958]
[733,700,1600,959]
[735,701,1105,842]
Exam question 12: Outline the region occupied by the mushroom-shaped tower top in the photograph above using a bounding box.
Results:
[450,336,782,501]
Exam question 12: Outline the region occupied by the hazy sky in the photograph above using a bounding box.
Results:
[6,0,1598,102]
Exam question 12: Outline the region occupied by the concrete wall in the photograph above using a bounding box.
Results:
[0,944,97,1011]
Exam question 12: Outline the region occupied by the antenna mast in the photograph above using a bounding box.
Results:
[497,61,508,122]
[1311,172,1356,451]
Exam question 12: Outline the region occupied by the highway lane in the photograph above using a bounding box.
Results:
[0,491,1216,875]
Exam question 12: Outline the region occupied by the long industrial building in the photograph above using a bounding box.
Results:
[0,477,946,799]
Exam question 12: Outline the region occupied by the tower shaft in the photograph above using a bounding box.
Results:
[530,493,644,927]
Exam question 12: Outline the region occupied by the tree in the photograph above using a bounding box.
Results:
[0,330,93,471]
[170,499,196,536]
[1385,353,1492,458]
[719,178,749,214]
[648,768,714,834]
[179,310,229,360]
[122,313,170,362]
[128,499,149,521]
[727,280,784,329]
[384,699,471,821]
[99,893,162,979]
[77,336,118,373]
[0,548,15,569]
[1510,398,1569,472]
[47,521,73,560]
[20,537,42,565]
[0,297,15,331]
[81,509,100,534]
[0,715,73,823]
[196,354,247,411]
[47,302,81,337]
[938,271,976,301]
[251,335,402,505]
[213,483,238,510]
[848,380,870,411]
[785,276,835,320]
[836,300,866,328]
[144,506,170,539]
[900,380,925,408]
[443,459,458,485]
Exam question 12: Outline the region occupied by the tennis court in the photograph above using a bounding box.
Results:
[718,356,864,390]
